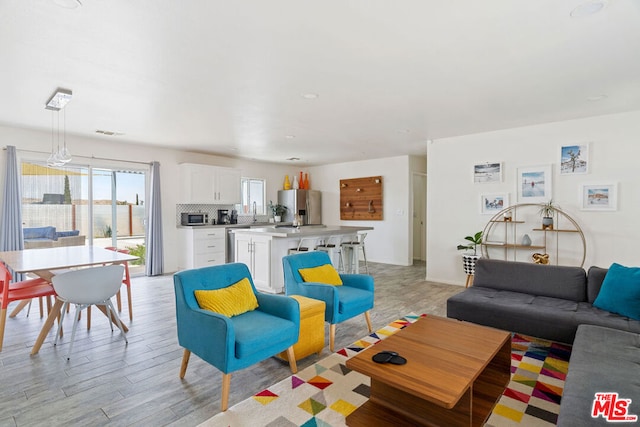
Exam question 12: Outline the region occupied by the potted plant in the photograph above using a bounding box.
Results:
[457,231,483,285]
[539,200,558,230]
[268,201,288,222]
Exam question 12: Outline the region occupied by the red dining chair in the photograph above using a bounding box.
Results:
[87,247,132,329]
[0,262,57,351]
[105,247,132,320]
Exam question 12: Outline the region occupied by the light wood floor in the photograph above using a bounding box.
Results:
[0,261,463,426]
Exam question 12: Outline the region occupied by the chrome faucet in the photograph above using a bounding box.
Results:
[252,201,257,222]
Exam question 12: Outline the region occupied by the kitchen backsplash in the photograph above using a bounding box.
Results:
[176,204,269,226]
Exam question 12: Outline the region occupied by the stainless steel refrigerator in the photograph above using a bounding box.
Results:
[277,189,322,225]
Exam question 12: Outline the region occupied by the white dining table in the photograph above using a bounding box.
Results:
[0,246,138,355]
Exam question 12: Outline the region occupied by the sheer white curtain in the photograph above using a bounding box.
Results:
[145,161,163,276]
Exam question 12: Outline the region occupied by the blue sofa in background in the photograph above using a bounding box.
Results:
[23,226,85,249]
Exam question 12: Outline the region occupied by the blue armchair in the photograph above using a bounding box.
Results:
[174,263,300,411]
[282,251,374,352]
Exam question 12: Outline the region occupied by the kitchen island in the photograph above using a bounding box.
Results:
[232,225,373,293]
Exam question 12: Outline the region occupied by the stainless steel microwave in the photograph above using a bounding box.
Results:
[181,212,209,226]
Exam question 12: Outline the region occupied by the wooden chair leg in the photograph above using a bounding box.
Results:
[86,305,91,330]
[126,285,133,321]
[221,373,231,412]
[0,308,7,352]
[329,324,336,352]
[364,311,372,333]
[9,299,30,318]
[285,346,298,373]
[179,349,191,379]
[116,290,122,312]
[39,297,44,318]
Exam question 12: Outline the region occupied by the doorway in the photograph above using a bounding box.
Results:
[412,173,426,262]
[21,160,148,275]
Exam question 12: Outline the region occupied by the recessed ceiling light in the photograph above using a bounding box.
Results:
[570,1,607,18]
[586,94,608,101]
[286,157,300,161]
[301,93,319,99]
[53,0,82,9]
[285,135,295,139]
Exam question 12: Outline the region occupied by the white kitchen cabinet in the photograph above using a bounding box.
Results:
[178,227,226,270]
[179,163,241,204]
[215,166,242,204]
[234,234,271,291]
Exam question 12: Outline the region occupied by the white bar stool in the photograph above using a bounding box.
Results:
[288,238,317,255]
[315,235,344,272]
[341,232,369,274]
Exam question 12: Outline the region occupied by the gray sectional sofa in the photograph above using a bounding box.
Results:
[446,258,640,425]
[446,258,640,343]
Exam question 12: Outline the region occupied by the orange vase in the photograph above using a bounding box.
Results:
[299,171,304,189]
[303,173,309,190]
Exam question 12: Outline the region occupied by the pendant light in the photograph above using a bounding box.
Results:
[45,88,73,166]
[58,108,72,163]
[46,110,58,166]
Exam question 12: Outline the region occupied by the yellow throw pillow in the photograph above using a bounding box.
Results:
[298,264,343,286]
[194,277,259,317]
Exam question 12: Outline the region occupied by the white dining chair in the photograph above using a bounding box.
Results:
[52,265,128,360]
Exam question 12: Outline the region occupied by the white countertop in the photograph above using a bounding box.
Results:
[231,225,373,238]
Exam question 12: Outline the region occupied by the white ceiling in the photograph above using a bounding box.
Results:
[1,1,640,166]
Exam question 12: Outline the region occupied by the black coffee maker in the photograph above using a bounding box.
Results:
[217,209,230,224]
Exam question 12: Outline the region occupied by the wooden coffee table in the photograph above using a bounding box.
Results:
[346,315,511,427]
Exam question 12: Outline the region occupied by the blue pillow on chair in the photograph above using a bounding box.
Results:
[593,263,640,321]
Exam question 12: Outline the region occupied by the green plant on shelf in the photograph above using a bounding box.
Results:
[457,231,483,256]
[268,200,288,217]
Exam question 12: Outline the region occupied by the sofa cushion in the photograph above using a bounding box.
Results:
[593,263,640,321]
[473,259,587,302]
[55,230,80,238]
[23,226,56,241]
[586,266,608,303]
[447,286,580,343]
[557,325,640,426]
[575,302,640,334]
[230,310,298,359]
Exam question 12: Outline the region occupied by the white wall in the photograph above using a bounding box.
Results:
[427,110,640,286]
[309,155,422,266]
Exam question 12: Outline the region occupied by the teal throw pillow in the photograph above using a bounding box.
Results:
[593,263,640,321]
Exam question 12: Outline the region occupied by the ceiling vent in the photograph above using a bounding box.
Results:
[95,129,124,136]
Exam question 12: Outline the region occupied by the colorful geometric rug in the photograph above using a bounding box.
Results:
[200,315,572,427]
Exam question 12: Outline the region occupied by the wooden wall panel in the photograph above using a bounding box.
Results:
[340,176,383,220]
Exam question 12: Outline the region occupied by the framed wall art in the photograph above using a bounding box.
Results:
[560,143,589,175]
[480,193,509,215]
[580,183,617,211]
[517,165,552,202]
[473,162,502,183]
